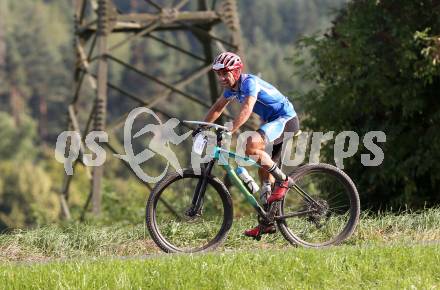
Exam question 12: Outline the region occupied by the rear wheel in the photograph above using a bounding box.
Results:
[146,169,233,253]
[276,163,360,247]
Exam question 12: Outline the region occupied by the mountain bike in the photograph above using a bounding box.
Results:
[146,121,360,253]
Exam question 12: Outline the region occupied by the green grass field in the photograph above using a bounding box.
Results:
[1,245,439,289]
[1,208,439,289]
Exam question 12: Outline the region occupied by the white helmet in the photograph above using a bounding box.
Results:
[212,52,243,71]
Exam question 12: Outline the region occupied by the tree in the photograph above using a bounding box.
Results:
[297,0,440,209]
[0,0,73,142]
[0,112,60,230]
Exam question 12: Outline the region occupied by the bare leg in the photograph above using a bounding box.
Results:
[243,133,292,238]
[258,167,275,184]
[245,135,275,171]
[245,135,286,182]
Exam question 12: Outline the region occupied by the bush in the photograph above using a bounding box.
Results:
[297,0,440,209]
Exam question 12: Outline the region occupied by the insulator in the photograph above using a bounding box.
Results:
[97,0,108,36]
[94,98,106,131]
[221,0,240,32]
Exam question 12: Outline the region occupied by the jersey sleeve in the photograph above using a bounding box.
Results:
[241,77,259,98]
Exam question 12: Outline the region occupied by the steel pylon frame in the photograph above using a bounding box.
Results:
[61,0,247,219]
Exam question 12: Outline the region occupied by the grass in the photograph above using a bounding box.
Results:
[1,208,440,262]
[0,244,439,289]
[0,209,439,289]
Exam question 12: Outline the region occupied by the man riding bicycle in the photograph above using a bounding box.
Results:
[194,51,300,238]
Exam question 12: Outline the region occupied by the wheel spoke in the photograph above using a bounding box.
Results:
[325,192,345,203]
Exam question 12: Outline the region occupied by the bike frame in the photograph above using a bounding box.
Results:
[188,128,320,223]
[213,145,268,217]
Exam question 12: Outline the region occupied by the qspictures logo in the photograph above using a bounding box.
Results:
[55,107,386,183]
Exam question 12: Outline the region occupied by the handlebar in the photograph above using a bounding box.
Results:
[183,120,231,132]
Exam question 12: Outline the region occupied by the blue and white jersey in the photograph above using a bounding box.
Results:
[223,74,296,122]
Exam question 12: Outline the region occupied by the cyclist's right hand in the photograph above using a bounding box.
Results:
[192,125,208,137]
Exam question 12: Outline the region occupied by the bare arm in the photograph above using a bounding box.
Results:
[203,96,230,123]
[231,96,257,133]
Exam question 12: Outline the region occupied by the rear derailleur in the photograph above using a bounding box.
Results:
[306,199,329,228]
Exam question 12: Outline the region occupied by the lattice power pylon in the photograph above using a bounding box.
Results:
[61,0,248,219]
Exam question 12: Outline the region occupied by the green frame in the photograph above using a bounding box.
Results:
[212,146,262,210]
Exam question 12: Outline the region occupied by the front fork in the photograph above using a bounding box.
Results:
[186,159,215,217]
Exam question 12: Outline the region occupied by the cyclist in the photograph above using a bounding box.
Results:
[194,51,300,238]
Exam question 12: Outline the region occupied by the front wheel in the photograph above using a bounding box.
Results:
[146,169,233,253]
[276,163,360,247]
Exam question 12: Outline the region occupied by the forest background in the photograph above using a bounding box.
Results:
[0,0,439,230]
